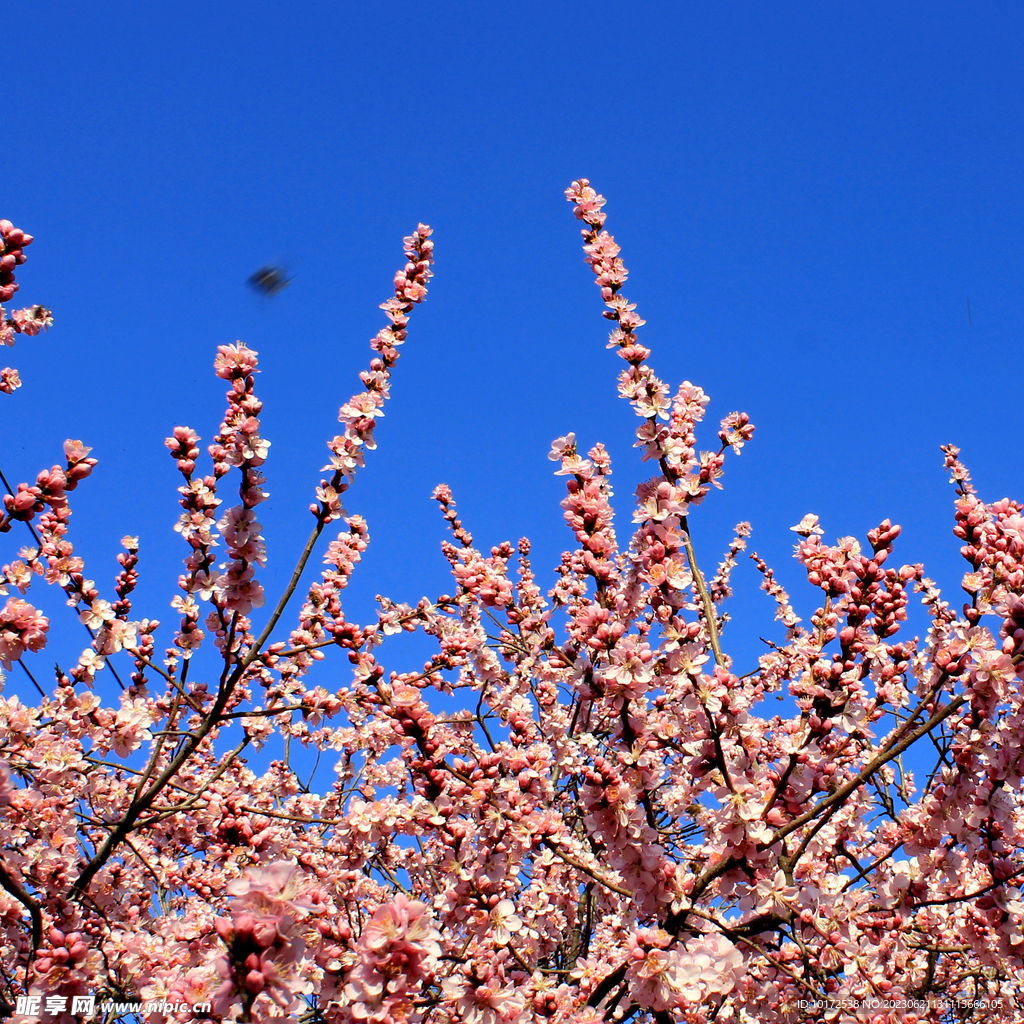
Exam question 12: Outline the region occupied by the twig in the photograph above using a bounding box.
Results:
[540,837,632,897]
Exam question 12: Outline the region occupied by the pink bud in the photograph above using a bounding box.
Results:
[244,969,265,994]
[232,912,256,940]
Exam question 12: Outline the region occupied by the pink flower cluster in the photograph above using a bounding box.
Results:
[550,436,619,586]
[211,862,321,1018]
[343,894,442,1022]
[0,597,48,669]
[0,442,94,537]
[1,304,53,347]
[0,220,32,303]
[0,221,53,397]
[623,927,744,1011]
[209,342,270,616]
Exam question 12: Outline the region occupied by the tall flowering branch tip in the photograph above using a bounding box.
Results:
[324,224,432,481]
[942,441,977,495]
[565,178,608,228]
[213,340,260,380]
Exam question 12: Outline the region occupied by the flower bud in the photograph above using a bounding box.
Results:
[244,969,266,994]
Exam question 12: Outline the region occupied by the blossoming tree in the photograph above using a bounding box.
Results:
[1,182,1023,1024]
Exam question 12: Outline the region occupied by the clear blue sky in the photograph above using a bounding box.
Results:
[3,2,1023,693]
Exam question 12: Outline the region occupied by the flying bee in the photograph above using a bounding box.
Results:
[248,264,293,296]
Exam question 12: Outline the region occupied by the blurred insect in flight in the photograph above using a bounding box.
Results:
[248,265,293,296]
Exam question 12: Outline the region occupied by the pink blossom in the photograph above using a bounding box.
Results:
[345,894,442,1022]
[213,341,259,380]
[791,512,825,537]
[109,698,153,756]
[0,596,48,668]
[10,304,52,336]
[488,899,522,946]
[0,760,14,806]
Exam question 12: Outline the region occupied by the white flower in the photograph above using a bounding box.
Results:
[490,899,522,945]
[548,433,576,461]
[790,514,824,537]
[79,599,115,629]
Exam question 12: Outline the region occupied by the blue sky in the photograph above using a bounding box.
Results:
[3,2,1023,699]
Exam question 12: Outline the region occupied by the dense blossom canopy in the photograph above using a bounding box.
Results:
[0,184,1022,1023]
